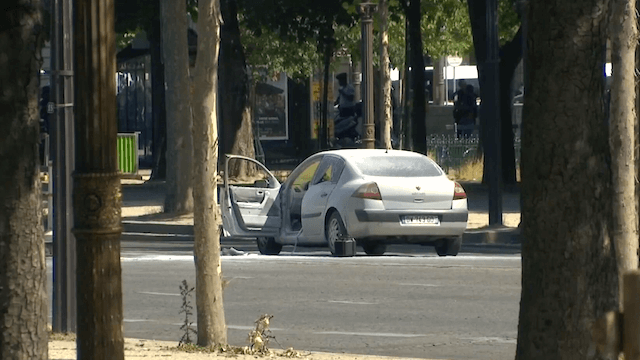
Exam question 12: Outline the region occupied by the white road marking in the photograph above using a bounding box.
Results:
[138,291,181,297]
[314,331,424,338]
[124,319,156,323]
[118,253,521,264]
[170,324,284,332]
[123,232,193,238]
[328,300,376,305]
[462,336,517,344]
[398,283,441,287]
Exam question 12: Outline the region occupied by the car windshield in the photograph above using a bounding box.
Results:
[351,155,443,177]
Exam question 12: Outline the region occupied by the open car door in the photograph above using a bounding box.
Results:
[221,155,281,238]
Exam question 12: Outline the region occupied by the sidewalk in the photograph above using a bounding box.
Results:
[118,174,521,247]
[49,336,441,360]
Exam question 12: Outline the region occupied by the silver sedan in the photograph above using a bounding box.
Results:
[221,149,468,257]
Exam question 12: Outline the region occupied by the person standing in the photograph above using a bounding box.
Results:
[452,81,477,138]
[334,72,356,118]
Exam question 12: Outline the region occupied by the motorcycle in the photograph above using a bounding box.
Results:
[332,101,362,148]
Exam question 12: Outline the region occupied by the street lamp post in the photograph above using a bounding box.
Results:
[484,0,503,225]
[50,0,76,333]
[73,0,125,357]
[359,2,377,149]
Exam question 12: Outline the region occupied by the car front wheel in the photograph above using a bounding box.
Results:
[256,237,282,255]
[434,236,462,257]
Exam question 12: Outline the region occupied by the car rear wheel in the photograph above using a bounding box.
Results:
[434,236,462,257]
[362,242,386,256]
[326,212,353,257]
[256,237,282,255]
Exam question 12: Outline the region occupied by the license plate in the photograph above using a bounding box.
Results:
[401,215,440,225]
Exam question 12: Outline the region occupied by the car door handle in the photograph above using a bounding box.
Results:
[257,190,264,196]
[320,193,328,198]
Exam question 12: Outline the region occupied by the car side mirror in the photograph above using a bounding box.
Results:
[254,179,269,188]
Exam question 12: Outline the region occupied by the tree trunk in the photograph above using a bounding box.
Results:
[407,0,426,154]
[191,0,227,347]
[219,0,255,180]
[320,37,333,150]
[400,14,412,150]
[468,0,522,184]
[0,4,48,359]
[610,0,638,308]
[433,57,445,106]
[515,1,618,359]
[161,0,194,213]
[73,0,125,357]
[379,0,392,150]
[148,12,167,181]
[497,27,522,185]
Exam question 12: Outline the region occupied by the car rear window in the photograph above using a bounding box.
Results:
[351,155,443,177]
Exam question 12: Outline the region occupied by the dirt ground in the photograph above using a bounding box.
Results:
[49,337,438,360]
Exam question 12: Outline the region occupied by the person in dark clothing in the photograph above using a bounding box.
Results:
[334,72,356,118]
[453,81,477,138]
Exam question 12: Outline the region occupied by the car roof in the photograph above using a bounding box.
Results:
[316,149,428,161]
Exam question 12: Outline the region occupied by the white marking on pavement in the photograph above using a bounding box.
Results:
[170,324,284,332]
[314,331,424,338]
[123,232,193,238]
[328,300,376,305]
[138,291,180,297]
[398,283,441,287]
[121,255,194,262]
[462,336,517,344]
[118,253,521,264]
[124,319,156,323]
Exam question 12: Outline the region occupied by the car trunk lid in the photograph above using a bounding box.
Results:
[373,176,454,210]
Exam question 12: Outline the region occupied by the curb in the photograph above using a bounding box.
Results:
[120,221,521,245]
[462,226,521,245]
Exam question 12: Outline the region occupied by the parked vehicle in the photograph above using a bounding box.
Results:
[221,149,468,257]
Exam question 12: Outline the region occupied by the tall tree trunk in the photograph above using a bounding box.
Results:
[467,0,487,162]
[467,0,522,182]
[191,0,227,347]
[497,27,522,185]
[610,0,638,308]
[407,0,426,154]
[320,36,334,150]
[148,10,167,181]
[379,0,392,150]
[219,0,255,179]
[73,0,125,357]
[0,3,48,359]
[433,57,445,105]
[161,0,194,213]
[516,1,618,359]
[400,14,411,150]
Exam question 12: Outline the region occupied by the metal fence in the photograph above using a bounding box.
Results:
[426,135,521,173]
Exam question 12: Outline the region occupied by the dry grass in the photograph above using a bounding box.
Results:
[448,158,484,181]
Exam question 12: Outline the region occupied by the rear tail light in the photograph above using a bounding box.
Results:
[453,182,466,200]
[352,182,382,200]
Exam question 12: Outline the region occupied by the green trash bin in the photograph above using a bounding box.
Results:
[117,132,139,175]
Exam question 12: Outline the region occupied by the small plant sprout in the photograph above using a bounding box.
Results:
[246,314,277,354]
[178,280,197,347]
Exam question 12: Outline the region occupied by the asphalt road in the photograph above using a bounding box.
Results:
[47,239,521,360]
